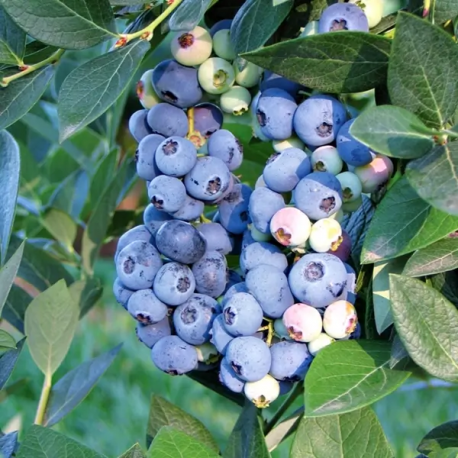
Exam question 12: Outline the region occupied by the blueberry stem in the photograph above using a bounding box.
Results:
[34,372,52,425]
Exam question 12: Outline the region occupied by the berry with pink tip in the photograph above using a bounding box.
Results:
[270,207,312,247]
[282,303,323,343]
[354,154,394,193]
[327,229,352,262]
[323,300,358,339]
[309,218,342,253]
[171,26,212,67]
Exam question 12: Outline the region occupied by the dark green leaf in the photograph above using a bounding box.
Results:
[45,344,122,427]
[406,143,458,216]
[0,6,25,65]
[390,274,458,382]
[291,407,393,458]
[430,270,458,308]
[58,40,150,142]
[243,32,391,93]
[2,285,31,333]
[432,0,458,24]
[371,13,397,34]
[16,425,106,458]
[0,330,15,350]
[304,340,410,417]
[223,402,270,458]
[0,241,23,315]
[350,105,435,159]
[0,130,19,264]
[118,444,145,458]
[146,395,219,453]
[169,0,213,32]
[25,279,79,376]
[361,177,458,264]
[69,279,103,318]
[40,208,77,251]
[418,420,458,456]
[231,0,294,54]
[147,426,219,458]
[390,333,410,370]
[388,12,458,128]
[0,66,54,130]
[90,148,119,205]
[1,0,116,50]
[0,338,24,390]
[0,431,18,458]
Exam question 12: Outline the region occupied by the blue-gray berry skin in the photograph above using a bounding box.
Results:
[222,292,263,336]
[129,109,152,142]
[155,137,197,177]
[194,102,224,138]
[240,241,288,274]
[152,59,202,108]
[151,335,198,375]
[207,129,243,171]
[143,204,173,238]
[192,251,227,298]
[113,277,134,310]
[148,175,187,213]
[184,156,232,202]
[219,357,244,393]
[288,253,347,308]
[344,262,357,305]
[249,187,285,234]
[337,118,372,167]
[224,270,242,291]
[218,184,252,234]
[153,262,196,306]
[136,134,164,181]
[196,223,233,255]
[222,282,249,307]
[210,314,234,354]
[116,241,163,290]
[260,71,304,99]
[156,220,207,264]
[116,225,153,260]
[146,103,188,138]
[294,172,343,220]
[226,337,272,382]
[263,148,311,193]
[256,88,297,140]
[136,317,171,348]
[319,3,369,33]
[169,195,205,222]
[246,264,294,318]
[269,341,313,381]
[127,289,168,325]
[293,95,347,147]
[209,19,232,37]
[173,294,220,345]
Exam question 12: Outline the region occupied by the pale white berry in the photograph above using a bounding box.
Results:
[323,300,358,339]
[244,374,280,408]
[308,332,335,356]
[309,218,342,253]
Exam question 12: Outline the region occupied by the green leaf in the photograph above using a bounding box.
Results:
[432,0,458,24]
[406,143,458,216]
[231,0,294,54]
[390,274,458,382]
[223,402,270,458]
[146,395,219,453]
[24,279,79,376]
[373,256,410,334]
[16,425,106,458]
[265,407,302,453]
[0,431,18,458]
[118,444,145,458]
[147,426,219,458]
[388,12,458,128]
[0,130,19,264]
[0,66,54,131]
[0,241,23,315]
[418,420,458,456]
[243,32,391,93]
[304,340,409,417]
[44,344,122,427]
[0,338,24,390]
[69,278,103,318]
[0,330,15,351]
[58,40,150,141]
[1,0,116,50]
[291,407,393,458]
[169,0,213,32]
[2,284,31,333]
[350,105,435,159]
[40,208,77,251]
[0,6,25,65]
[90,148,119,205]
[430,270,458,308]
[361,177,458,264]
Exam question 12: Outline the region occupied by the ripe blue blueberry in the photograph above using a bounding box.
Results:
[219,357,245,393]
[192,251,228,298]
[218,183,252,234]
[153,262,196,306]
[146,103,188,138]
[337,119,373,167]
[143,204,173,238]
[136,318,171,349]
[127,289,168,325]
[151,335,198,375]
[207,129,243,171]
[193,102,224,138]
[319,3,369,33]
[115,225,153,259]
[240,241,288,274]
[222,282,249,308]
[249,187,285,234]
[148,175,187,213]
[155,137,197,177]
[169,195,205,222]
[113,277,134,310]
[129,109,152,142]
[222,292,263,336]
[211,314,234,354]
[269,341,313,381]
[224,270,242,292]
[196,222,233,255]
[170,26,212,67]
[260,71,304,99]
[136,134,164,181]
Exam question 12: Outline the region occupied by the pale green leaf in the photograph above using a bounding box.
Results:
[0,241,23,315]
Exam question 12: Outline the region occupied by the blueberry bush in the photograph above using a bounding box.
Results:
[1,0,458,456]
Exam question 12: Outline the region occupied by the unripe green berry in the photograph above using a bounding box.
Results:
[137,69,161,109]
[234,58,263,88]
[213,29,237,61]
[311,145,343,175]
[336,171,363,202]
[198,57,235,94]
[171,26,213,66]
[308,333,335,356]
[220,86,252,115]
[342,195,363,213]
[251,224,271,242]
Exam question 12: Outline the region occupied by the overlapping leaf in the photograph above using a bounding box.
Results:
[0,6,25,65]
[169,0,213,32]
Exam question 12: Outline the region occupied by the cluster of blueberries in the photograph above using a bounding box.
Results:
[114,2,392,408]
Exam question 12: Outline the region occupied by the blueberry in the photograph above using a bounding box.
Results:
[294,172,343,220]
[198,57,235,95]
[210,19,233,37]
[192,251,228,298]
[336,171,363,202]
[169,195,205,222]
[308,332,335,356]
[127,289,168,324]
[222,292,263,336]
[218,183,252,234]
[250,92,271,142]
[196,222,233,255]
[153,262,196,306]
[270,207,311,248]
[113,277,134,309]
[282,303,323,343]
[116,241,163,290]
[213,29,236,60]
[263,148,311,192]
[241,227,256,251]
[311,145,343,175]
[155,137,197,177]
[288,253,347,308]
[224,270,243,291]
[260,71,304,99]
[136,134,164,181]
[184,156,232,202]
[240,241,288,274]
[210,314,234,354]
[328,229,352,262]
[137,69,161,109]
[222,282,249,308]
[354,154,393,193]
[146,103,188,138]
[129,109,152,142]
[319,3,369,33]
[336,119,373,167]
[151,335,198,375]
[136,318,171,348]
[244,374,280,408]
[343,262,357,304]
[323,300,358,339]
[207,129,243,172]
[148,175,187,213]
[173,294,220,345]
[309,218,343,253]
[156,220,207,264]
[170,26,212,67]
[219,357,245,393]
[115,225,153,259]
[234,58,262,88]
[143,204,173,238]
[256,88,297,140]
[293,95,347,147]
[249,187,285,234]
[269,341,313,381]
[193,102,224,138]
[220,86,252,116]
[152,59,202,108]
